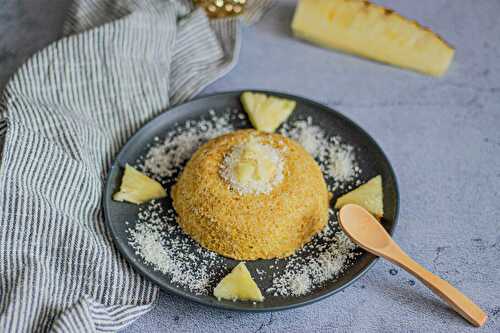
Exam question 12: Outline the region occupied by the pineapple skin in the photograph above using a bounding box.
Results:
[291,0,454,76]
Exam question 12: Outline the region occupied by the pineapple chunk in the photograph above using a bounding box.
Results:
[335,175,383,218]
[213,262,264,302]
[235,161,256,184]
[292,0,454,76]
[113,164,166,204]
[256,158,276,181]
[234,138,277,184]
[241,92,296,132]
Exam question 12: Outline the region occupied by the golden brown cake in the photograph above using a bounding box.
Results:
[171,129,329,260]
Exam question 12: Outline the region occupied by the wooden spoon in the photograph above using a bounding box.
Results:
[338,204,488,327]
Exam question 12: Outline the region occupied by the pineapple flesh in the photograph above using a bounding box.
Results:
[113,164,167,205]
[241,92,296,132]
[291,0,454,76]
[234,138,277,184]
[213,262,264,302]
[335,175,383,218]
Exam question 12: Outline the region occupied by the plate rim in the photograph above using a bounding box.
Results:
[103,89,400,312]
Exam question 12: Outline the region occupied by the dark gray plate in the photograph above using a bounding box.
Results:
[103,90,399,312]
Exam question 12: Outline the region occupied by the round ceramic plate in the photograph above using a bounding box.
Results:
[103,90,399,312]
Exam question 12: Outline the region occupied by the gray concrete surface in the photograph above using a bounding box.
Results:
[1,0,499,332]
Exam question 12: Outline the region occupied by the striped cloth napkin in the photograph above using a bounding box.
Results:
[0,0,271,331]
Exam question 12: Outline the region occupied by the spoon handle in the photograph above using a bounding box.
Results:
[383,244,488,327]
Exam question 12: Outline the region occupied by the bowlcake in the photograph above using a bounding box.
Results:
[171,129,329,260]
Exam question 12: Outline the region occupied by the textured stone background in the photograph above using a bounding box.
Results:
[1,0,499,332]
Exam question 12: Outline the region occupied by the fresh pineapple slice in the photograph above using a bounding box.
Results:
[113,164,167,204]
[241,92,296,132]
[291,0,454,76]
[335,175,383,218]
[213,262,264,302]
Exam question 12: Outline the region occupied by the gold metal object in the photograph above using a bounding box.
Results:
[194,0,245,18]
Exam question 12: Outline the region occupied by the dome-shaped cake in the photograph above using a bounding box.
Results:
[171,129,329,260]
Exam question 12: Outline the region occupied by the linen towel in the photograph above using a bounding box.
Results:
[0,0,271,331]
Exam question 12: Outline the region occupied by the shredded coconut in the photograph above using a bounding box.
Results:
[220,137,284,195]
[267,218,358,296]
[280,117,327,158]
[128,202,223,294]
[141,109,233,179]
[127,110,361,297]
[328,145,358,183]
[280,117,362,191]
[127,110,235,294]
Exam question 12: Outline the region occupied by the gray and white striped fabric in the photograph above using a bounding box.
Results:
[0,0,271,331]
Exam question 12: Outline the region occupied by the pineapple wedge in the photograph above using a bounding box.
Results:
[292,0,454,76]
[113,164,167,204]
[241,92,296,132]
[213,262,264,302]
[335,175,383,218]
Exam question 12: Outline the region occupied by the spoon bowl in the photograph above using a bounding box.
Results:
[339,204,392,251]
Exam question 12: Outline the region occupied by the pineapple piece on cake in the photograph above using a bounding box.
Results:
[241,92,296,132]
[335,175,383,218]
[113,164,167,205]
[213,262,264,302]
[291,0,455,76]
